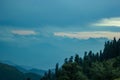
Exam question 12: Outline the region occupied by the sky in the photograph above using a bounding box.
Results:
[0,0,120,70]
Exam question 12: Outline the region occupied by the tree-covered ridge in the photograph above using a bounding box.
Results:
[0,63,25,80]
[41,38,120,80]
[0,62,42,80]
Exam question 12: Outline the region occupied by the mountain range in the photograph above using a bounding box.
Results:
[0,60,46,75]
[0,61,46,80]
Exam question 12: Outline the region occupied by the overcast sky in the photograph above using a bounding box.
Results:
[0,0,120,70]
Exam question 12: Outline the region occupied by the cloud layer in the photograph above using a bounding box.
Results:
[54,31,120,40]
[1,0,120,27]
[11,30,37,35]
[92,17,120,27]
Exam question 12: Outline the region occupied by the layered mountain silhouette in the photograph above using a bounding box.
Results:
[0,62,46,80]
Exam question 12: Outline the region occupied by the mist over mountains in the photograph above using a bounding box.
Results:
[0,60,46,76]
[0,37,107,69]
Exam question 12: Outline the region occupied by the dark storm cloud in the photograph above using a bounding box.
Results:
[0,0,120,27]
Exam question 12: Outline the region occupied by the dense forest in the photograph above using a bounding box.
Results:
[41,38,120,80]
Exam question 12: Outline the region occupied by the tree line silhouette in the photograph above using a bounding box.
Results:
[40,38,120,80]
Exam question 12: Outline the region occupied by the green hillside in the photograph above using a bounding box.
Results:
[0,63,25,80]
[41,38,120,80]
[0,63,42,80]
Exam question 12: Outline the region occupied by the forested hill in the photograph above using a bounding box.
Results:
[0,62,42,80]
[41,38,120,80]
[0,62,25,80]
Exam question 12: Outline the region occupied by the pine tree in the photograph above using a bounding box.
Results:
[74,54,80,64]
[55,63,59,80]
[64,58,68,64]
[69,56,73,63]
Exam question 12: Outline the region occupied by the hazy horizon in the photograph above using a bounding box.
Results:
[0,0,120,70]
